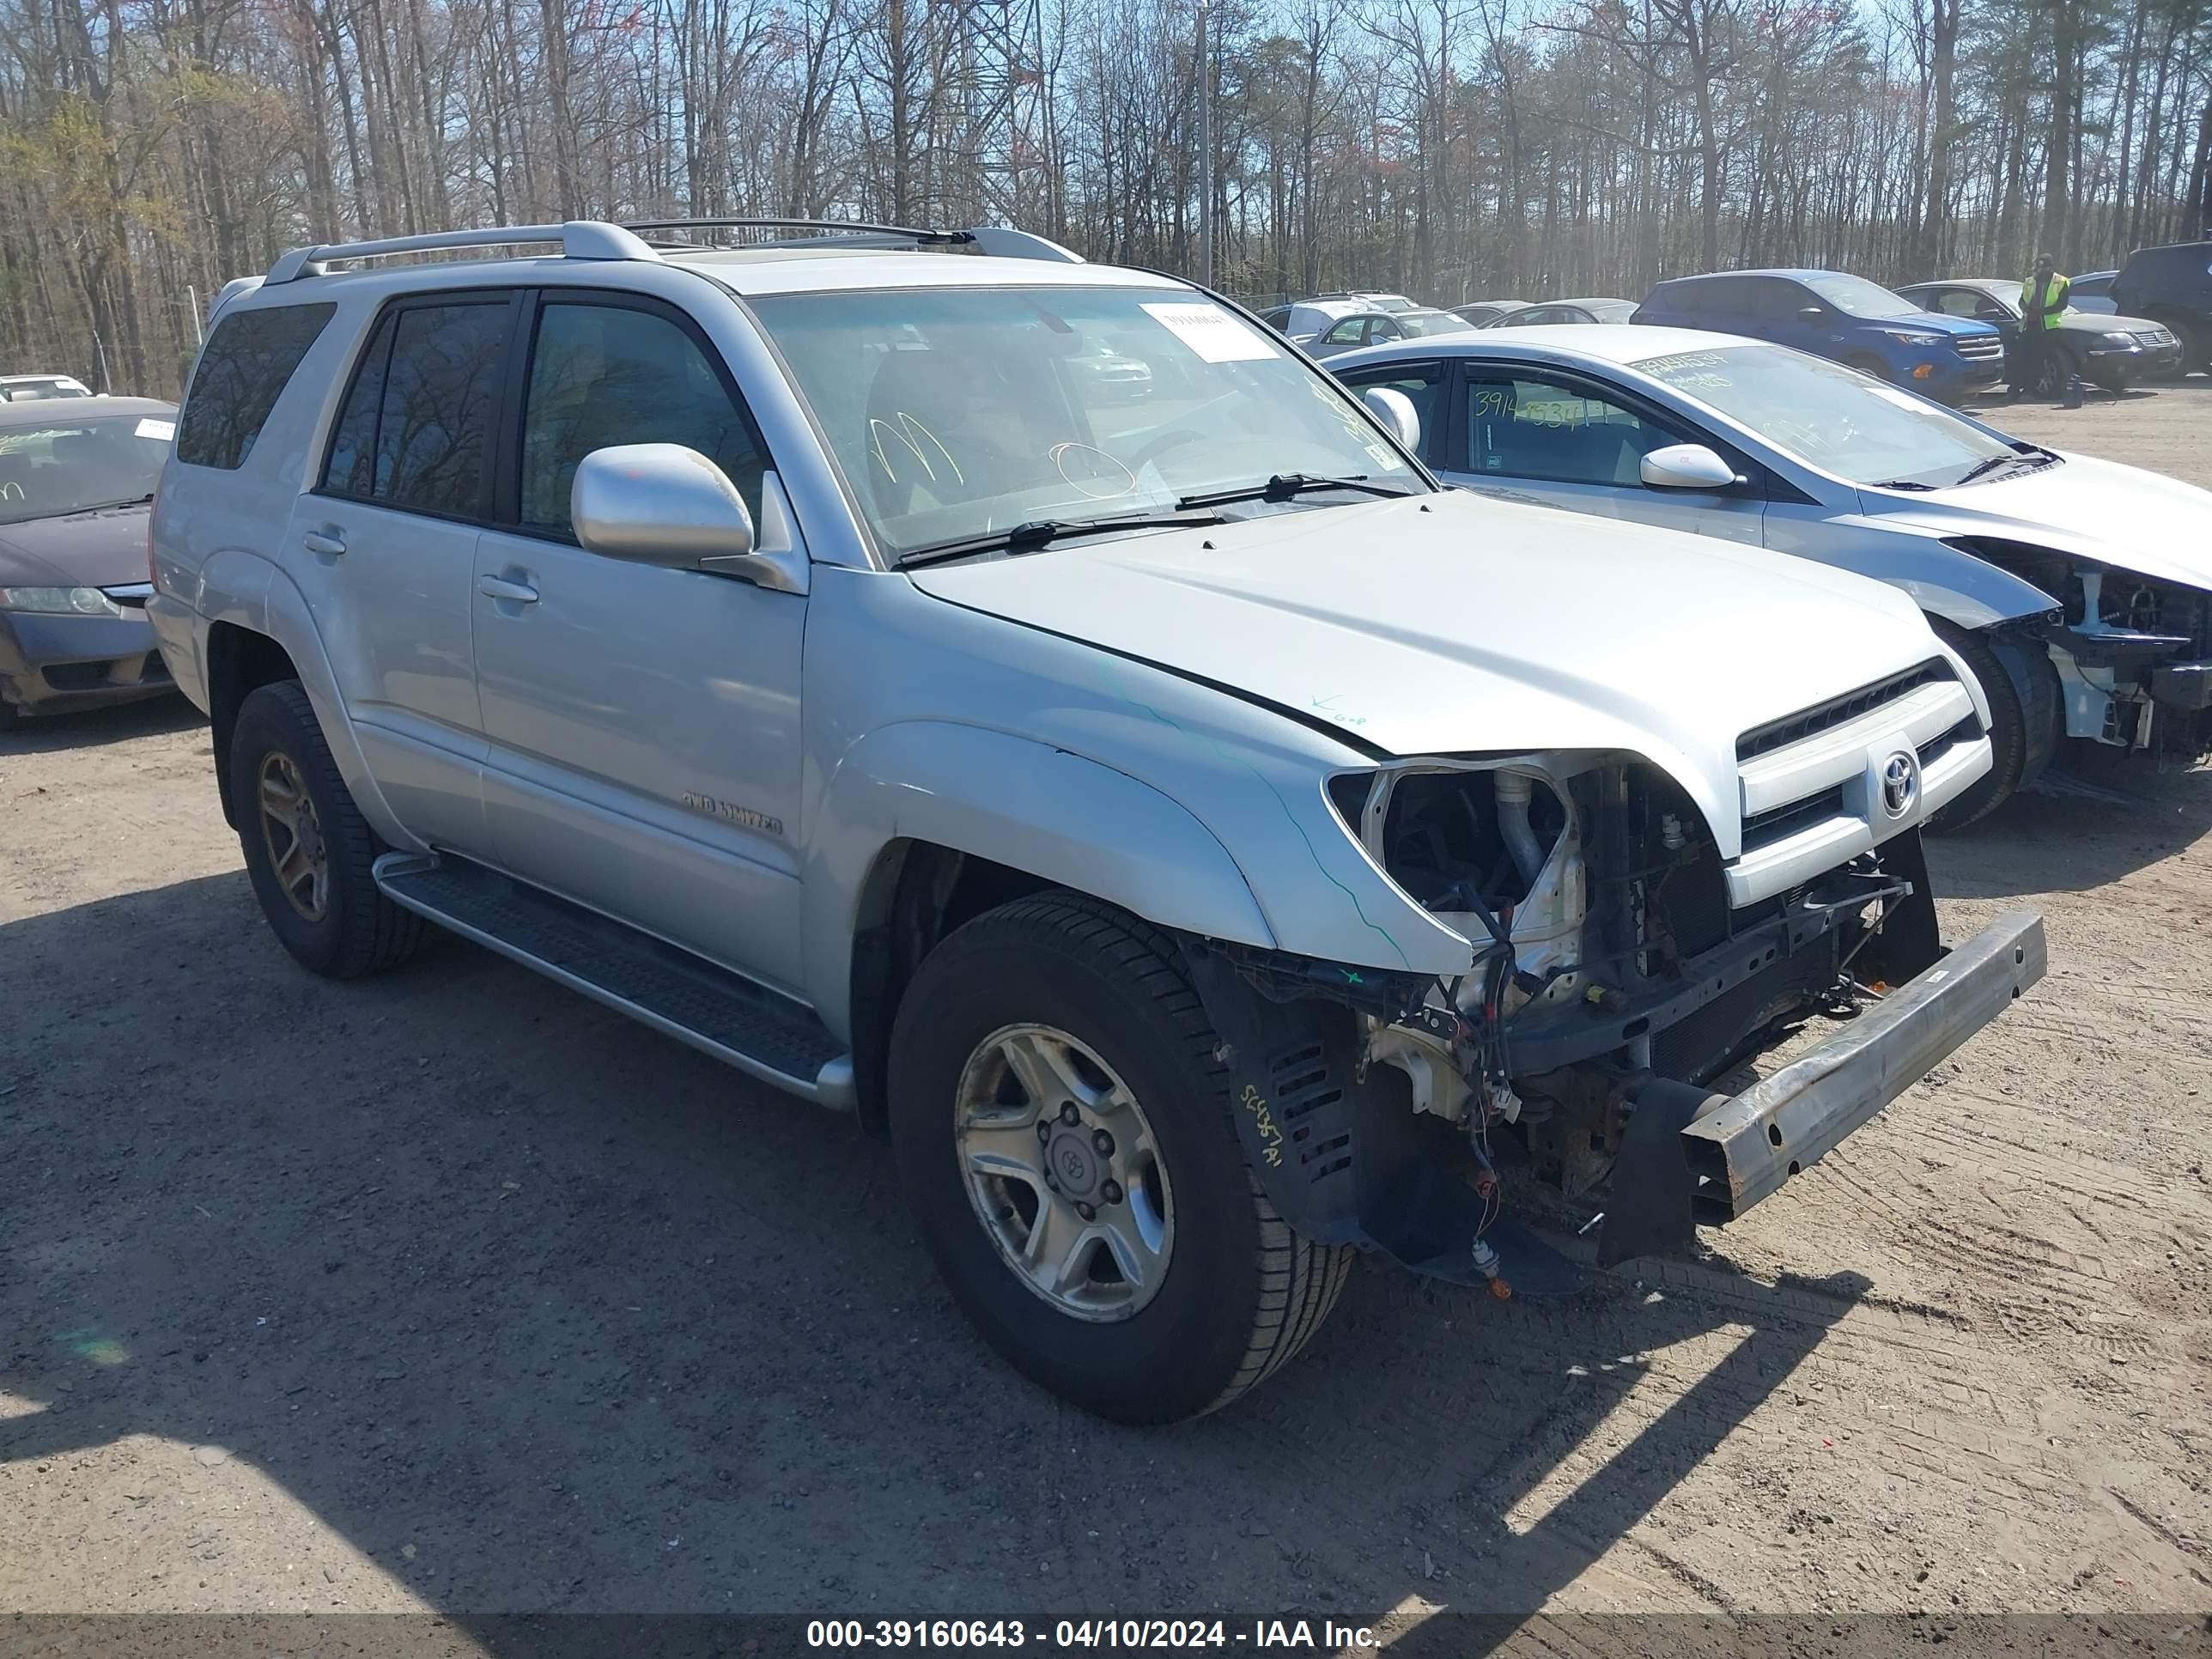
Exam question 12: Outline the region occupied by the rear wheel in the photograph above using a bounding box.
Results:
[888,893,1351,1423]
[1928,618,2055,830]
[229,680,425,978]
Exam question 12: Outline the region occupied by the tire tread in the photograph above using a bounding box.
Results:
[936,891,1353,1418]
[234,680,425,978]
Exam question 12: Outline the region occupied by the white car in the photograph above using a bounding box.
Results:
[146,222,2041,1421]
[1334,324,2212,823]
[0,374,94,402]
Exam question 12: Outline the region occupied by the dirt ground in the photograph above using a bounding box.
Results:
[3,381,2209,1647]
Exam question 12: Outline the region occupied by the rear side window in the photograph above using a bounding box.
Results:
[320,295,514,519]
[176,302,335,470]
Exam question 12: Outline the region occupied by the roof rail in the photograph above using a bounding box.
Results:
[626,216,966,247]
[623,216,1085,264]
[264,221,660,285]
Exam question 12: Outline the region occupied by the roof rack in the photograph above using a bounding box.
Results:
[625,216,966,249]
[623,217,1084,264]
[265,222,659,284]
[262,216,1083,287]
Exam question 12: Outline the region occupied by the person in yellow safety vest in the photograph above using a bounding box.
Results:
[2018,252,2085,408]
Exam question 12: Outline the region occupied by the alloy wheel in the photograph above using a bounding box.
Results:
[953,1023,1176,1322]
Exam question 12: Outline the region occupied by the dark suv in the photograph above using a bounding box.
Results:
[2111,240,2212,371]
[1632,269,2006,402]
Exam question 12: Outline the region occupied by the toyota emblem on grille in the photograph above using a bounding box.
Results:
[1881,750,1919,817]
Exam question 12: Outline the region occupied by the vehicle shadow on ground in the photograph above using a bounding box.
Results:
[0,871,1859,1642]
[0,695,203,754]
[1931,756,2212,897]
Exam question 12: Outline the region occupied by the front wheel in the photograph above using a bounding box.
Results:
[1927,618,2057,831]
[888,894,1352,1423]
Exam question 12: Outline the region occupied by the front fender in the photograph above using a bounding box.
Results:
[802,721,1277,1036]
[1829,514,2063,630]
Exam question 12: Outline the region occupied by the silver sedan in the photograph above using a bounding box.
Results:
[1331,324,2212,823]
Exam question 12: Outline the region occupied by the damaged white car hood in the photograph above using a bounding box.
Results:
[910,490,1963,827]
[1882,451,2212,594]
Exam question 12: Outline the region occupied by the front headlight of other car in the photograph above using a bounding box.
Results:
[0,586,124,616]
[1878,329,1946,346]
[2100,330,2139,347]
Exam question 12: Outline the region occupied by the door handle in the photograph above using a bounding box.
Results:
[477,574,539,604]
[301,530,346,556]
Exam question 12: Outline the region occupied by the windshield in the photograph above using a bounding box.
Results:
[1802,273,1923,319]
[1632,344,2014,488]
[750,285,1417,557]
[1586,301,1637,323]
[0,411,172,524]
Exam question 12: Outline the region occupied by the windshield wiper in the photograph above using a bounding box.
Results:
[1176,473,1413,510]
[892,509,1227,568]
[66,493,156,514]
[1953,445,2057,488]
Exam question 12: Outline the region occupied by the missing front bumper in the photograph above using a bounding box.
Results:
[1677,908,2045,1224]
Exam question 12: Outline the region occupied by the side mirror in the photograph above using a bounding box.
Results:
[1640,443,1739,490]
[1796,304,1826,324]
[1360,386,1422,453]
[573,443,755,568]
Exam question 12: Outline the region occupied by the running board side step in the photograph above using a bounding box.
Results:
[372,852,855,1110]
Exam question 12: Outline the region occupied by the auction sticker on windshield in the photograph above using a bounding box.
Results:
[136,418,176,441]
[1140,301,1275,362]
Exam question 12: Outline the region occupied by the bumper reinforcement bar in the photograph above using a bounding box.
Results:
[1680,909,2046,1224]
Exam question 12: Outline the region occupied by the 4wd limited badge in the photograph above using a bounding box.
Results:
[682,793,784,836]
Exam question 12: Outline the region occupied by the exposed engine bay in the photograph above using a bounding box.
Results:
[1954,537,2212,756]
[1184,750,1950,1287]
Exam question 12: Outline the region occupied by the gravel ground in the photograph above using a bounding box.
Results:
[2,381,2209,1644]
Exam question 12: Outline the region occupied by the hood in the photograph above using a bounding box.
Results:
[0,505,152,589]
[1881,451,2212,594]
[909,492,1949,825]
[1883,312,2001,342]
[2055,310,2166,335]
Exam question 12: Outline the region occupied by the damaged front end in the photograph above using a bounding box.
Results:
[1953,538,2212,758]
[1183,747,2045,1290]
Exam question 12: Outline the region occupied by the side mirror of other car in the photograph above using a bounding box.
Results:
[1796,305,1827,324]
[1639,443,1740,491]
[1360,386,1422,454]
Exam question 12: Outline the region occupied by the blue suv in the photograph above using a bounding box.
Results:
[1631,269,2007,402]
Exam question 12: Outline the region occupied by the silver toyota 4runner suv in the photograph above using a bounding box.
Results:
[149,219,2045,1423]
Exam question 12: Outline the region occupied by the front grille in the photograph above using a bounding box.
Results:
[2135,327,2177,347]
[1956,336,2005,361]
[1741,786,1844,850]
[1917,714,1979,767]
[1736,659,1955,763]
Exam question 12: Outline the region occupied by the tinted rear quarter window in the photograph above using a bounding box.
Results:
[176,302,336,470]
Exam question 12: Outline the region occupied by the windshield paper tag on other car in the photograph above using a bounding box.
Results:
[136,418,176,441]
[1140,301,1275,363]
